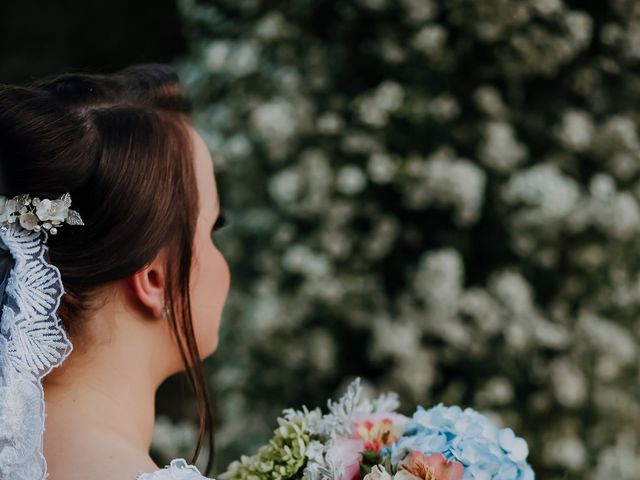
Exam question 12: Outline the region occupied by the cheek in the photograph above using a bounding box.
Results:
[190,234,230,357]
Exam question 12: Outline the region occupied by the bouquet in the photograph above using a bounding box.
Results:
[220,379,534,480]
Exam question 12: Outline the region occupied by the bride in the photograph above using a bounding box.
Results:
[0,64,230,480]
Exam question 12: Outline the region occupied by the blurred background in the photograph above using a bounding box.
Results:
[3,1,640,479]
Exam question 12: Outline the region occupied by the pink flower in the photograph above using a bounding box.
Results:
[351,412,408,453]
[326,438,366,480]
[398,452,464,480]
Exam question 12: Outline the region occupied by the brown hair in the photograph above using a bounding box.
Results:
[0,64,216,474]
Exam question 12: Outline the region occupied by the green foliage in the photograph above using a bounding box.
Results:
[360,449,385,478]
[168,0,640,478]
[219,415,310,480]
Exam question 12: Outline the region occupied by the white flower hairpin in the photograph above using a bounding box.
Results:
[0,192,84,235]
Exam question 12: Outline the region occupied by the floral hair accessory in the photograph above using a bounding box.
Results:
[0,192,84,235]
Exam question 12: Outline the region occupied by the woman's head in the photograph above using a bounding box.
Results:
[0,63,229,472]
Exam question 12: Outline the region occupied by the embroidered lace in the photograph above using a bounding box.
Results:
[0,223,72,479]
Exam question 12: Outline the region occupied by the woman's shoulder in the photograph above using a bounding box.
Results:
[136,458,215,480]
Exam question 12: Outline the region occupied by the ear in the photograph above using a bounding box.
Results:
[127,249,167,319]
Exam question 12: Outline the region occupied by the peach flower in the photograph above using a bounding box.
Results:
[398,452,464,480]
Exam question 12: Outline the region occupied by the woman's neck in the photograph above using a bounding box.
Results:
[44,352,158,452]
[42,308,177,467]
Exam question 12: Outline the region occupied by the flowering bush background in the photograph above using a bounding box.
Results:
[153,1,640,478]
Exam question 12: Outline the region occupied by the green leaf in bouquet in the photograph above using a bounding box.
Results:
[361,450,380,465]
[359,449,381,478]
[219,415,311,480]
[382,455,393,474]
[360,463,373,478]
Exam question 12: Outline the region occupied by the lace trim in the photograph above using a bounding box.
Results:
[0,223,73,480]
[137,458,214,480]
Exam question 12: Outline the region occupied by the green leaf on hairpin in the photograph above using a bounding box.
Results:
[65,209,84,226]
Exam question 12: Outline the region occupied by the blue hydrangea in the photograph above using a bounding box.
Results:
[380,404,534,480]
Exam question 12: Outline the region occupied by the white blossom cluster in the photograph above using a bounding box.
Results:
[170,1,640,478]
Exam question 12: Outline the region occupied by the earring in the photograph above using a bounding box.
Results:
[162,303,170,318]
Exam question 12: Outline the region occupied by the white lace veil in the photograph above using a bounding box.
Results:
[0,195,82,480]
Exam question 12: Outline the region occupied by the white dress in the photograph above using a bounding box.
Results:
[136,458,215,480]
